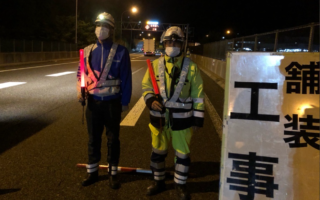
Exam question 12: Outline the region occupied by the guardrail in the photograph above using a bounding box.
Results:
[190,23,319,61]
[0,51,79,66]
[0,39,77,53]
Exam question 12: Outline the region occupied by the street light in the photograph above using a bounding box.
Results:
[148,33,151,36]
[121,6,138,44]
[206,35,209,38]
[226,30,231,34]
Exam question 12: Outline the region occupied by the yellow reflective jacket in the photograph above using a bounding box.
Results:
[142,54,204,130]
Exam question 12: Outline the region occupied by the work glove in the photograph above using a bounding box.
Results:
[151,100,163,112]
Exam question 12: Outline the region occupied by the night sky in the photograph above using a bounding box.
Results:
[0,0,319,42]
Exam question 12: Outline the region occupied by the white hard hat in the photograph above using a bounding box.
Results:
[95,12,115,28]
[160,31,166,43]
[162,26,185,43]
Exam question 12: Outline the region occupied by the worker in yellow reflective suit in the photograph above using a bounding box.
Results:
[142,26,204,200]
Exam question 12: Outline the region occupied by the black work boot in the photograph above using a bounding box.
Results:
[82,171,99,186]
[109,175,121,189]
[146,180,166,196]
[175,184,190,200]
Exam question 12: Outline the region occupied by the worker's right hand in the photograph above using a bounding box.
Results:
[151,100,163,111]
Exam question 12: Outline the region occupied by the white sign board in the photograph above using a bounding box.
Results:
[219,52,319,200]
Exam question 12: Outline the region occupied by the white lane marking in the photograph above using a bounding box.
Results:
[119,68,146,126]
[204,93,222,139]
[131,60,149,61]
[0,82,26,89]
[120,96,146,126]
[132,67,145,75]
[46,71,76,77]
[0,62,78,73]
[131,55,145,60]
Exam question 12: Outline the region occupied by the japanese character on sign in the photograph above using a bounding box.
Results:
[227,152,279,200]
[285,61,319,94]
[230,82,279,122]
[283,114,320,150]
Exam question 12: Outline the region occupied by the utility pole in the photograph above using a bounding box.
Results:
[184,24,189,53]
[75,0,78,44]
[130,30,132,50]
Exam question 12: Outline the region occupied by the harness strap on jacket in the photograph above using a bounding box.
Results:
[158,57,190,107]
[85,43,119,91]
[85,44,98,83]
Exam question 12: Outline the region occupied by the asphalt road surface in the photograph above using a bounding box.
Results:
[0,53,223,200]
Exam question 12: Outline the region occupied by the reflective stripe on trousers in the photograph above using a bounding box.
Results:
[86,163,99,173]
[150,149,167,181]
[174,151,190,185]
[150,160,166,180]
[110,165,117,175]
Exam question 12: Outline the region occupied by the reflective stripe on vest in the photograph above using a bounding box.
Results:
[150,110,165,117]
[192,97,204,103]
[172,110,193,118]
[85,43,120,95]
[144,93,154,103]
[85,44,98,83]
[87,79,120,91]
[179,97,193,103]
[166,102,192,109]
[89,86,120,97]
[158,57,190,108]
[193,110,204,118]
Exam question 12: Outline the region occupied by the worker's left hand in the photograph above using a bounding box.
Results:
[77,91,85,102]
[192,126,200,133]
[122,105,129,112]
[77,90,88,102]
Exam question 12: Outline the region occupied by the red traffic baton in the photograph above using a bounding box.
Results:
[79,49,86,106]
[146,59,164,133]
[146,59,159,95]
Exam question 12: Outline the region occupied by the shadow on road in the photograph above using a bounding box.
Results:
[99,172,152,184]
[96,161,221,191]
[166,179,219,194]
[166,161,221,178]
[0,188,21,195]
[190,161,220,177]
[0,118,54,154]
[165,161,220,194]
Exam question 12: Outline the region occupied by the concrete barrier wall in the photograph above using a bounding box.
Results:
[191,54,227,80]
[0,51,79,66]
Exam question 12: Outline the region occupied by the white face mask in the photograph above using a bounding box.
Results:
[165,47,180,57]
[95,27,109,40]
